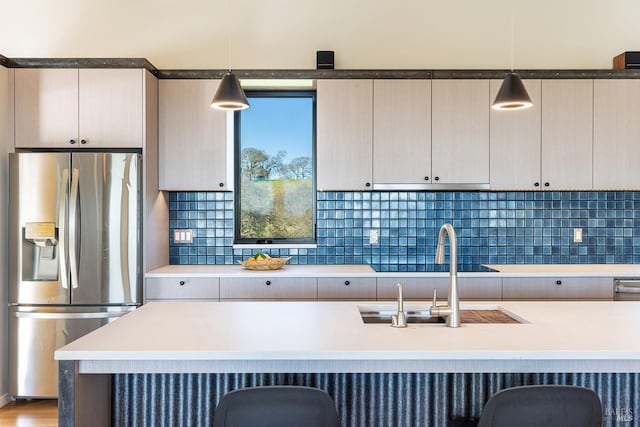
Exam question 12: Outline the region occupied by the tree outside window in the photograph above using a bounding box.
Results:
[234,92,316,244]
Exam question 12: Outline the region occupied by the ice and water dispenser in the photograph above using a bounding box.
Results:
[22,222,58,281]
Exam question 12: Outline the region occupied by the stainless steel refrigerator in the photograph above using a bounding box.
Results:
[8,152,142,398]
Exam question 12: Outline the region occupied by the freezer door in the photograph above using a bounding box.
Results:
[70,153,142,305]
[8,305,134,398]
[9,153,71,305]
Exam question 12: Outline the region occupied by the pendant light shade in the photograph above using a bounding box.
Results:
[211,71,249,111]
[491,72,533,110]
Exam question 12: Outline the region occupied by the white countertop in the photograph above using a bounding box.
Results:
[55,300,640,374]
[146,263,640,278]
[145,264,377,278]
[485,264,640,277]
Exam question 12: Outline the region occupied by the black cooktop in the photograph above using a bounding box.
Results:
[371,264,496,273]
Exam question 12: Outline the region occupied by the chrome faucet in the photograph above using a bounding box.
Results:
[430,223,461,328]
[391,283,408,328]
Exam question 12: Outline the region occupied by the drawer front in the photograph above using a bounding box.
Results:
[318,278,377,300]
[220,278,317,300]
[458,277,503,300]
[377,277,448,300]
[145,277,220,301]
[502,277,613,300]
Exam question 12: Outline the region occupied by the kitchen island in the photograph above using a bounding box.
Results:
[55,300,640,426]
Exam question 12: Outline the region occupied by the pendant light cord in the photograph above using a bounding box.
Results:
[510,3,515,72]
[227,0,232,72]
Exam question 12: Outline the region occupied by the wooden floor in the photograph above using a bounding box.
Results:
[0,400,58,427]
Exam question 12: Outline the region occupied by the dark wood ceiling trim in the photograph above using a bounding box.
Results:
[2,55,640,79]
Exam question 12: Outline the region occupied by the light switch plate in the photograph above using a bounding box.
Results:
[573,228,583,243]
[369,229,379,244]
[173,229,193,244]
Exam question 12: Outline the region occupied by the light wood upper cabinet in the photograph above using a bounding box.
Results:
[78,69,144,148]
[490,79,593,190]
[14,68,144,148]
[317,79,373,191]
[541,79,593,190]
[489,79,542,190]
[14,69,79,148]
[593,80,640,189]
[158,79,228,190]
[373,80,431,186]
[431,80,490,184]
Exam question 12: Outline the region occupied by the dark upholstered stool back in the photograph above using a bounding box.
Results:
[478,385,602,427]
[213,385,340,427]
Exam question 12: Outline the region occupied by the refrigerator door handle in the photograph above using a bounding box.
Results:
[14,310,134,320]
[68,168,80,289]
[58,168,70,290]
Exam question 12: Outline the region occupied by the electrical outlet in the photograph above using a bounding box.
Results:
[573,228,583,243]
[173,229,193,244]
[369,229,379,244]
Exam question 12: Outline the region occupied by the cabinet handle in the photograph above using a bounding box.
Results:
[265,280,271,286]
[556,280,562,285]
[179,281,185,286]
[69,139,77,145]
[544,182,550,187]
[219,182,224,188]
[534,182,540,187]
[344,280,350,286]
[365,182,371,187]
[434,176,440,181]
[80,139,87,145]
[424,176,429,181]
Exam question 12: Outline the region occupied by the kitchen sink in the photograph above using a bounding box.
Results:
[358,304,524,325]
[359,307,446,324]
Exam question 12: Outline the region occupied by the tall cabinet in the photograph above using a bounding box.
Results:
[10,66,166,274]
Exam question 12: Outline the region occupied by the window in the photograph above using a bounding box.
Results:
[234,91,316,244]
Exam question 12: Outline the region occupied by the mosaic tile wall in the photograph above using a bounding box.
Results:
[168,191,640,269]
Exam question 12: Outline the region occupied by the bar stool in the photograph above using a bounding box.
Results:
[212,385,340,427]
[478,385,602,427]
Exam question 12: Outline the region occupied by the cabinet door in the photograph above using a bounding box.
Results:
[78,69,143,148]
[502,277,613,300]
[317,80,373,191]
[541,80,593,190]
[14,69,79,148]
[145,277,220,302]
[373,80,431,187]
[159,80,228,190]
[489,79,541,190]
[593,80,640,189]
[432,80,490,184]
[318,277,377,300]
[457,277,503,300]
[220,277,317,300]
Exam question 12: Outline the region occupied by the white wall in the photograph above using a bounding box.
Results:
[0,65,9,406]
[1,0,639,70]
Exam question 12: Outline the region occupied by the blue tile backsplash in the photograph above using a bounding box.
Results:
[168,191,640,268]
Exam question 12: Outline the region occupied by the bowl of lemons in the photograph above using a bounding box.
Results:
[238,253,292,271]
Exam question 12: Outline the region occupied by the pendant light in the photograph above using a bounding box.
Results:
[211,0,249,111]
[492,4,532,111]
